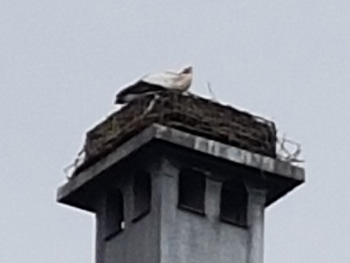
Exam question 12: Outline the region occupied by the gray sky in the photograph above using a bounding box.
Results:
[1,0,349,262]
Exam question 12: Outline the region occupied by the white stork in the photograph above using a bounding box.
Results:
[115,66,193,104]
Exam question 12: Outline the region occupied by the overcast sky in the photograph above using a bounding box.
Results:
[1,0,350,262]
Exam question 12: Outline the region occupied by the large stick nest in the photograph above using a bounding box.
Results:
[74,92,277,175]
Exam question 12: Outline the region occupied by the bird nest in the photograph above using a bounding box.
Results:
[74,92,277,175]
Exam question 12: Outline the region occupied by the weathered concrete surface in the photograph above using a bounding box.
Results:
[57,124,305,210]
[247,187,267,263]
[98,172,161,263]
[158,159,249,263]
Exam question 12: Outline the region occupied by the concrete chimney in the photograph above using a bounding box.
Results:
[57,94,304,263]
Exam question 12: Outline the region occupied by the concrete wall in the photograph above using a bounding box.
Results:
[94,156,266,263]
[95,168,162,263]
[159,159,250,263]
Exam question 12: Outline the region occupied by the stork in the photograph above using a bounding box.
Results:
[115,66,193,104]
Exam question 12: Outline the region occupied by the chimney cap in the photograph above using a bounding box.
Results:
[57,124,304,212]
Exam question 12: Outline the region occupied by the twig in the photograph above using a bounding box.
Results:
[64,148,85,179]
[143,93,161,115]
[278,134,304,163]
[206,82,217,101]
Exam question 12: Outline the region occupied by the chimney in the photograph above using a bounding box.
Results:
[57,92,304,263]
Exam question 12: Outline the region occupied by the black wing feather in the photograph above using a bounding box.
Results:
[122,81,165,95]
[115,81,165,104]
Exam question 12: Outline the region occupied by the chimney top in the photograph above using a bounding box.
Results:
[74,92,277,176]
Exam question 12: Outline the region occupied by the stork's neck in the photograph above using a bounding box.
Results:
[177,73,192,91]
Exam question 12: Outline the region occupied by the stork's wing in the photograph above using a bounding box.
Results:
[142,72,181,89]
[121,81,165,95]
[115,80,165,104]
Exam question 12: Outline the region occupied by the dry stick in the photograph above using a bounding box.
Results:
[64,148,85,179]
[278,135,304,163]
[207,82,217,102]
[143,93,161,115]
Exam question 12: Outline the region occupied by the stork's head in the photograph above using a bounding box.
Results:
[180,66,193,74]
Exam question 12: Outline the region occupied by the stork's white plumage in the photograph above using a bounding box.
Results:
[115,66,193,104]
